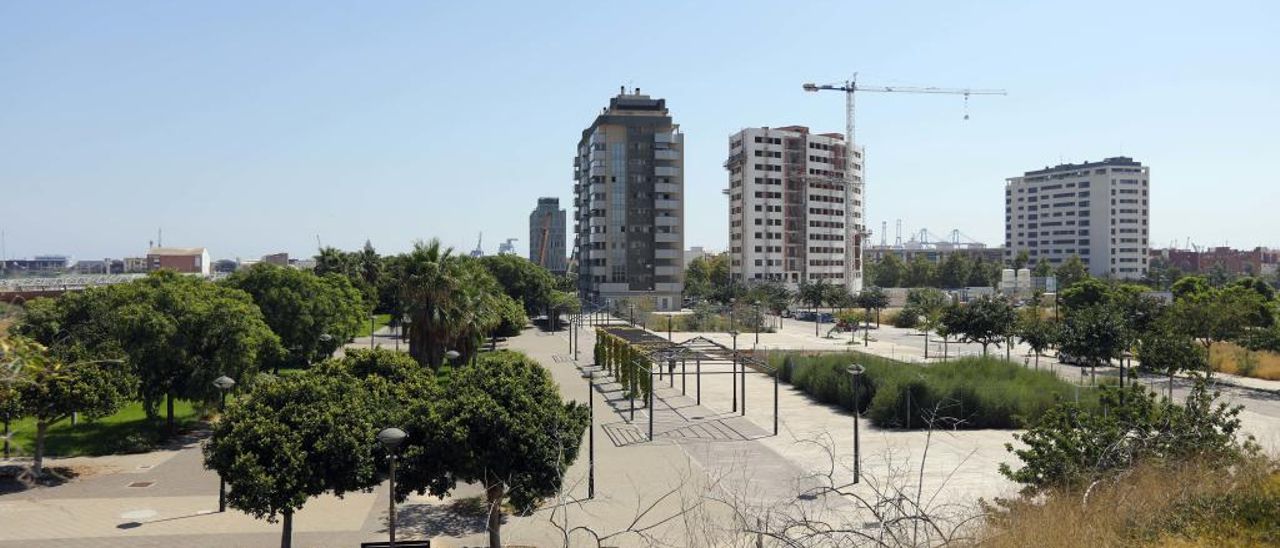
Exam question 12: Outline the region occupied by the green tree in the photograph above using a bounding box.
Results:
[546,290,580,332]
[1059,277,1113,313]
[683,256,713,300]
[1138,326,1208,396]
[1171,275,1211,301]
[1168,285,1267,362]
[1057,304,1130,376]
[1016,311,1058,368]
[1012,250,1030,270]
[873,254,905,288]
[1206,261,1233,287]
[397,351,589,548]
[905,288,948,358]
[355,240,383,308]
[1031,260,1053,279]
[224,264,366,372]
[479,253,556,316]
[1000,381,1253,494]
[858,287,890,327]
[7,337,134,476]
[904,255,936,288]
[970,256,998,288]
[936,253,972,289]
[402,240,465,368]
[1232,276,1277,302]
[1055,255,1089,288]
[940,296,1017,356]
[313,246,353,277]
[204,369,389,548]
[20,272,281,433]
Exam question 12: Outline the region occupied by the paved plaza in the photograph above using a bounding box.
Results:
[3,318,1280,546]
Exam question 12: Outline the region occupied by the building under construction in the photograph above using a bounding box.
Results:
[529,197,567,274]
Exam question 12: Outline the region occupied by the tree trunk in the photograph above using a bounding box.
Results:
[981,343,989,356]
[166,392,175,436]
[32,420,48,477]
[486,483,504,548]
[281,510,293,548]
[924,332,929,359]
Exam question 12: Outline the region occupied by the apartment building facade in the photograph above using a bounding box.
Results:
[1005,157,1150,279]
[725,126,865,291]
[572,89,684,311]
[529,197,568,274]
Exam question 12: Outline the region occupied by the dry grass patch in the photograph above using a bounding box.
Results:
[979,459,1280,548]
[1210,341,1280,380]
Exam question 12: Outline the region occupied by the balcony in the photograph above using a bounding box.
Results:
[655,149,679,161]
[655,166,680,178]
[655,182,680,194]
[654,199,680,210]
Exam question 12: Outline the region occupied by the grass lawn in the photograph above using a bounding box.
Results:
[354,313,392,338]
[5,400,202,459]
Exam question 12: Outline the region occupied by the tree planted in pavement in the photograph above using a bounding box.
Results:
[396,350,589,548]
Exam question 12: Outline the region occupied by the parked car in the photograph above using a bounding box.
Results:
[1056,352,1090,366]
[796,311,816,322]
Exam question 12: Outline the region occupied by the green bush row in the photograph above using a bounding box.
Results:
[766,351,1093,429]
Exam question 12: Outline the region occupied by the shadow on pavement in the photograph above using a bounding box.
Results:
[386,497,492,539]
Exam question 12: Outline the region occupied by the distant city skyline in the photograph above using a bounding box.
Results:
[2,1,1277,261]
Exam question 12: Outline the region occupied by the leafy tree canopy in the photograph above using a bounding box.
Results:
[224,264,366,370]
[940,296,1017,355]
[396,350,588,548]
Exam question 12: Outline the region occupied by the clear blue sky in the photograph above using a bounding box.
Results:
[2,1,1276,261]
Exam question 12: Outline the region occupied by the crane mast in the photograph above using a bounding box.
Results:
[803,75,1007,292]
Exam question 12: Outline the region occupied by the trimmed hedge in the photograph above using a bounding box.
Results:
[767,351,1093,429]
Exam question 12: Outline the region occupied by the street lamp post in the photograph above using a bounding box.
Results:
[369,314,377,349]
[377,427,408,548]
[847,364,865,484]
[212,375,236,512]
[581,369,594,499]
[752,300,762,346]
[730,330,740,413]
[729,299,736,332]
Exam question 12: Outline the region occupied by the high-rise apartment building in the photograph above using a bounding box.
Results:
[529,197,567,274]
[1005,157,1150,279]
[725,126,865,291]
[573,89,684,311]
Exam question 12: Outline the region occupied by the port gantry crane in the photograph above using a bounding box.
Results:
[803,74,1006,290]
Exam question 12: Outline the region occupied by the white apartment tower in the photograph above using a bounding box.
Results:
[1005,157,1150,279]
[725,126,865,291]
[573,88,684,311]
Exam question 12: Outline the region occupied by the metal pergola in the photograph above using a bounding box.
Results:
[595,327,780,441]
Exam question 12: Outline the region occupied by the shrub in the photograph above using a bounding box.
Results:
[766,351,1087,429]
[893,307,920,329]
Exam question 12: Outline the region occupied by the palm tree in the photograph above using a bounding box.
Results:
[401,239,462,368]
[314,247,351,277]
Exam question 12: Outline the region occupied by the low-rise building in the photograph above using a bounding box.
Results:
[1,255,71,276]
[147,247,210,275]
[261,252,290,266]
[1152,246,1279,277]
